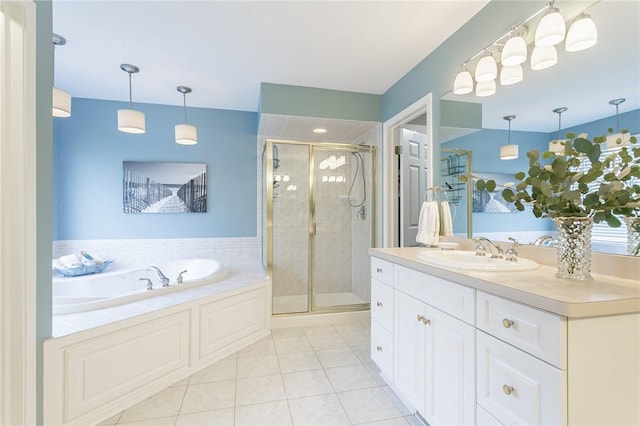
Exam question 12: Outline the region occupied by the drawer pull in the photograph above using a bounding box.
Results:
[376,301,383,307]
[502,318,514,328]
[417,314,424,322]
[376,267,383,273]
[502,384,514,395]
[376,346,383,352]
[422,317,431,325]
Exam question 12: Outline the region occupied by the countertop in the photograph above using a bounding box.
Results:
[370,247,640,318]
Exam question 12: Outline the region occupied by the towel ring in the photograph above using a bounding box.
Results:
[425,186,448,202]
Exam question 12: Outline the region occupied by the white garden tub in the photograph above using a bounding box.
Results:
[53,258,225,315]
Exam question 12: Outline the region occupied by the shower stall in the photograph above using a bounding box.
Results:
[263,140,376,315]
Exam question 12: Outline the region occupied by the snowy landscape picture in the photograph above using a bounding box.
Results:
[472,173,519,213]
[123,162,207,213]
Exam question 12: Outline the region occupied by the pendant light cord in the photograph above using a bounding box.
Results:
[128,72,133,109]
[183,93,188,124]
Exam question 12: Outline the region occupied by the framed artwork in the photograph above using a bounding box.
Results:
[123,162,207,213]
[472,172,519,213]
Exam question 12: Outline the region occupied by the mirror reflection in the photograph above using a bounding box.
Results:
[439,0,640,255]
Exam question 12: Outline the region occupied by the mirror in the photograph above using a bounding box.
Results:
[439,0,640,255]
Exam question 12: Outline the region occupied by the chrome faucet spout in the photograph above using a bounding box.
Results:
[147,266,170,287]
[473,237,504,258]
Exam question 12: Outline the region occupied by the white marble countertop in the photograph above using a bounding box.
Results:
[370,247,640,318]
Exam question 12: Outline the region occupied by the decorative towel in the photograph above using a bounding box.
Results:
[439,200,454,236]
[416,201,440,246]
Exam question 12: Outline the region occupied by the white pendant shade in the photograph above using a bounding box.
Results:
[175,124,198,145]
[52,87,71,118]
[535,7,566,46]
[117,109,146,134]
[531,45,558,70]
[475,79,496,97]
[605,132,631,149]
[502,35,527,66]
[549,140,566,154]
[453,70,473,95]
[500,65,523,86]
[475,54,497,82]
[566,14,597,52]
[500,144,518,160]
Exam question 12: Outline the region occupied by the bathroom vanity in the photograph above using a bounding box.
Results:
[370,247,640,426]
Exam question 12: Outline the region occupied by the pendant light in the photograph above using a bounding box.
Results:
[475,51,497,82]
[531,45,558,70]
[475,79,496,97]
[535,3,566,47]
[606,98,631,148]
[453,65,473,95]
[566,13,598,52]
[549,107,568,154]
[117,64,145,134]
[501,27,528,67]
[500,115,518,160]
[175,86,198,145]
[52,33,71,118]
[500,64,523,86]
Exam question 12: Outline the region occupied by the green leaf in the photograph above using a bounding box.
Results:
[515,171,526,180]
[588,143,601,164]
[574,138,592,153]
[552,157,567,180]
[476,180,486,191]
[606,215,622,227]
[485,180,496,192]
[502,189,514,202]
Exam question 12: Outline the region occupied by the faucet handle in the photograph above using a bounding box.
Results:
[508,237,520,246]
[139,277,153,291]
[177,270,188,284]
[475,241,487,257]
[505,237,519,262]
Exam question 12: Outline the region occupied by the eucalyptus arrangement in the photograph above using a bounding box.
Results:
[464,129,640,226]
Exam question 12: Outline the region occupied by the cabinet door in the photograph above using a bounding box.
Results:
[371,319,394,383]
[393,289,426,413]
[423,306,476,426]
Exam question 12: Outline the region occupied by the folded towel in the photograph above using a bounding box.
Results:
[439,200,453,236]
[416,201,440,246]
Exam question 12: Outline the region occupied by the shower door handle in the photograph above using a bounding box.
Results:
[310,221,317,235]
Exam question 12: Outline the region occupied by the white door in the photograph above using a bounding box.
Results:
[423,306,476,425]
[400,128,429,246]
[393,290,426,412]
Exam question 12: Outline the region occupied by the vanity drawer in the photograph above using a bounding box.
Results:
[477,405,503,426]
[371,278,393,332]
[395,265,475,325]
[477,331,567,426]
[371,319,393,382]
[371,257,393,286]
[477,291,567,369]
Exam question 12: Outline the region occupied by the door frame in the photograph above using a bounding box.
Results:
[381,93,433,247]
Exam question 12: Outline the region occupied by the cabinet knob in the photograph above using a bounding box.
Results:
[376,268,383,273]
[416,314,424,322]
[502,384,514,395]
[376,345,383,352]
[502,318,514,328]
[422,317,431,325]
[376,301,383,307]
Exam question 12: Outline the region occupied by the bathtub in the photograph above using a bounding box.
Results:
[53,258,225,315]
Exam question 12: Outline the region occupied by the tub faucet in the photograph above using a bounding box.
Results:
[177,270,188,284]
[473,237,504,259]
[147,266,170,287]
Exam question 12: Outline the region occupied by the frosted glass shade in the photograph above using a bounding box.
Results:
[175,124,198,145]
[475,55,497,82]
[502,35,527,66]
[531,45,558,70]
[566,14,597,52]
[117,109,146,134]
[500,65,523,86]
[605,132,631,149]
[549,139,566,154]
[52,87,71,118]
[535,8,566,46]
[475,79,496,97]
[453,70,473,95]
[500,144,519,160]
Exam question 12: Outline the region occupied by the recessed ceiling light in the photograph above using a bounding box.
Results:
[313,128,327,134]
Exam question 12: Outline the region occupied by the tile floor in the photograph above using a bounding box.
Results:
[99,321,420,426]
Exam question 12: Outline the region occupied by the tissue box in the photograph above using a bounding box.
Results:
[53,260,113,277]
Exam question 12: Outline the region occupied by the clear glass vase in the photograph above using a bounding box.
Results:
[624,217,640,257]
[553,216,593,281]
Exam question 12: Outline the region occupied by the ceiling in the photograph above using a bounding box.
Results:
[52,0,490,113]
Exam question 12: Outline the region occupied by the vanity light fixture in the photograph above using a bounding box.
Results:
[566,13,598,52]
[475,79,496,97]
[453,65,474,95]
[605,98,631,148]
[117,64,145,134]
[530,45,558,71]
[534,2,566,47]
[500,64,523,86]
[52,33,71,118]
[474,51,497,82]
[501,27,528,67]
[549,107,568,154]
[313,128,327,134]
[175,86,198,145]
[500,115,518,160]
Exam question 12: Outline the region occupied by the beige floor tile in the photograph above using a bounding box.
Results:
[325,364,378,392]
[282,369,334,399]
[170,377,190,387]
[288,393,351,426]
[180,380,236,414]
[341,330,371,347]
[189,358,236,384]
[175,407,234,426]
[237,354,281,378]
[354,417,411,426]
[338,386,403,424]
[236,374,286,406]
[333,322,370,335]
[303,325,337,336]
[277,351,322,373]
[237,336,276,358]
[98,412,121,425]
[271,327,306,339]
[315,347,361,368]
[235,400,293,426]
[273,336,313,354]
[118,386,186,423]
[307,331,347,350]
[351,343,373,363]
[363,362,388,385]
[117,416,177,426]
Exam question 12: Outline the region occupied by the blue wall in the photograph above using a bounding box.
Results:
[562,109,639,139]
[54,98,257,240]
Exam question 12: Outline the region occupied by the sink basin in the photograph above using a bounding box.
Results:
[416,250,538,272]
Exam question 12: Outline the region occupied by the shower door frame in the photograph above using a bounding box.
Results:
[265,139,377,315]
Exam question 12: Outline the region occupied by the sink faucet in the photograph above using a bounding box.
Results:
[473,237,504,259]
[532,234,556,247]
[147,266,170,287]
[505,237,519,262]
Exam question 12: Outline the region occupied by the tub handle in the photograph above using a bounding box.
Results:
[177,270,188,284]
[139,277,153,291]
